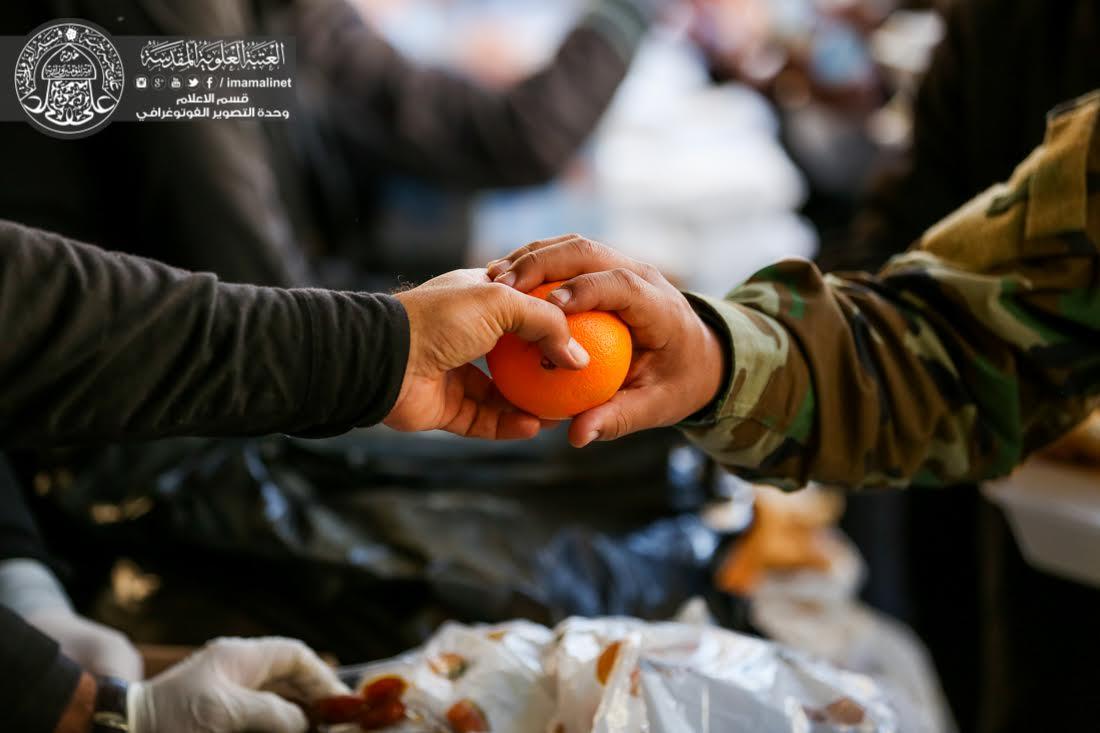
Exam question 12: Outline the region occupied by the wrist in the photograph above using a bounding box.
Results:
[689,317,728,418]
[386,291,421,425]
[53,671,96,733]
[679,292,734,425]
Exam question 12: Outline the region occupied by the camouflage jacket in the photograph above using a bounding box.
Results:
[682,92,1100,490]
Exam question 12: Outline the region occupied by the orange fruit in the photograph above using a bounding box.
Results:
[487,281,632,419]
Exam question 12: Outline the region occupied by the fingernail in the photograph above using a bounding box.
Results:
[548,288,571,306]
[567,338,590,367]
[584,430,600,446]
[486,260,506,277]
[495,271,517,287]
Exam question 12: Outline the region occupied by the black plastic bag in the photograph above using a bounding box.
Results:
[29,427,751,660]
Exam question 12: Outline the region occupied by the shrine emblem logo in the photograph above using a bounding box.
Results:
[15,21,124,137]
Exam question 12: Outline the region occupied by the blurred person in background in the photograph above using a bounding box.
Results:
[0,216,589,733]
[0,0,692,290]
[688,0,911,232]
[845,0,1100,272]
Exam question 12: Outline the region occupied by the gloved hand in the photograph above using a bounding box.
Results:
[0,558,142,680]
[129,637,349,733]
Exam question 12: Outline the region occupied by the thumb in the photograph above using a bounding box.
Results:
[499,287,589,370]
[568,388,658,447]
[229,688,309,733]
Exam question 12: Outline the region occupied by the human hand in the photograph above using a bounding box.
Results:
[0,558,142,680]
[487,235,727,447]
[129,637,347,733]
[386,269,590,439]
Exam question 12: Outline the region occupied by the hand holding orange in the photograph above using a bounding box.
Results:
[487,235,727,448]
[487,281,633,419]
[387,268,589,440]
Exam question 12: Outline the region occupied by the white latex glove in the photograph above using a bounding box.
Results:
[0,558,143,680]
[129,636,349,733]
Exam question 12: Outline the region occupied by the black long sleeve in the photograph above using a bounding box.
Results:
[294,0,654,188]
[1,604,81,733]
[0,219,409,447]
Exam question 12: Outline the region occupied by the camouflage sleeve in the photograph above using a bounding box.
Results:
[681,92,1100,490]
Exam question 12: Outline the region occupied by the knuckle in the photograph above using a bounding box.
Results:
[636,262,661,283]
[511,250,539,272]
[206,637,231,652]
[484,281,513,302]
[529,296,558,322]
[573,237,600,258]
[509,243,534,259]
[613,410,631,438]
[548,303,568,326]
[566,273,593,292]
[484,283,520,320]
[205,637,241,657]
[195,691,230,725]
[612,268,643,293]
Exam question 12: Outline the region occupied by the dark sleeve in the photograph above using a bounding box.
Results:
[0,455,50,565]
[295,0,656,188]
[840,0,976,271]
[1,604,81,733]
[0,219,409,447]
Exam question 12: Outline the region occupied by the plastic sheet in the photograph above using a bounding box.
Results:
[749,532,953,733]
[332,616,903,732]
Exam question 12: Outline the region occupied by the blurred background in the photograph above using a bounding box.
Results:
[350,0,939,293]
[7,1,1100,731]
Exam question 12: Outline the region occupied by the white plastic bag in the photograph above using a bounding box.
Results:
[338,616,903,732]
